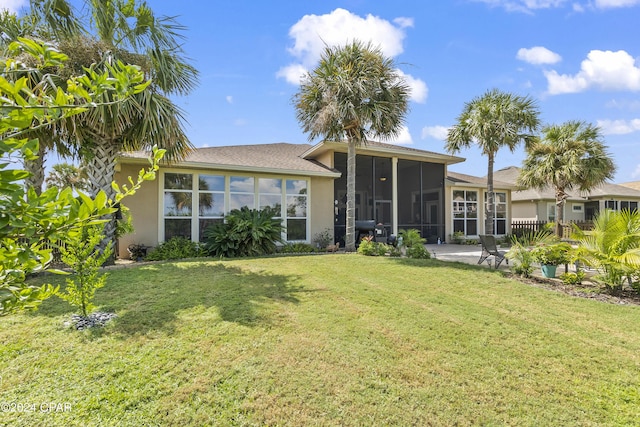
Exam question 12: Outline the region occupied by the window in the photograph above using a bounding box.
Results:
[572,203,583,213]
[162,172,309,243]
[198,175,225,241]
[485,192,507,235]
[620,201,638,212]
[229,176,255,210]
[605,200,618,211]
[453,190,478,236]
[547,203,556,222]
[286,179,307,241]
[164,173,193,240]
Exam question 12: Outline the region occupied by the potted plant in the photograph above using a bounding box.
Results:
[530,242,572,278]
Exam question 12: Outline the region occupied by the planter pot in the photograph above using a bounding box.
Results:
[541,264,557,278]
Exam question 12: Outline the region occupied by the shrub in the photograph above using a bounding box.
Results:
[57,225,112,317]
[280,243,315,253]
[560,271,585,285]
[450,231,465,244]
[357,236,384,256]
[312,228,333,249]
[406,245,431,259]
[204,207,284,258]
[399,229,426,248]
[505,231,556,278]
[145,237,204,261]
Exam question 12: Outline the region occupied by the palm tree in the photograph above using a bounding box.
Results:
[45,162,89,191]
[517,121,616,237]
[29,0,198,258]
[446,89,540,235]
[294,41,410,251]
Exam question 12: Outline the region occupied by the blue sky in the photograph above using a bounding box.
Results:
[3,0,640,183]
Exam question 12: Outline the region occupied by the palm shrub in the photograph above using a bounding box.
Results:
[204,207,284,258]
[572,209,640,293]
[399,229,431,259]
[145,237,204,261]
[57,224,112,317]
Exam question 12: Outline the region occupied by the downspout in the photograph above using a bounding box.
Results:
[392,157,398,236]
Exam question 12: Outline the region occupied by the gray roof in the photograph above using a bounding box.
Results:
[493,166,640,201]
[121,143,340,177]
[447,171,514,189]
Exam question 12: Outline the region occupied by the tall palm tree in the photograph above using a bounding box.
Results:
[29,0,198,258]
[517,120,616,237]
[294,41,410,251]
[45,162,89,192]
[446,89,540,235]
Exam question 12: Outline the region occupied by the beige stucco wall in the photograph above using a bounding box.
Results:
[309,176,335,245]
[512,201,539,221]
[115,162,160,256]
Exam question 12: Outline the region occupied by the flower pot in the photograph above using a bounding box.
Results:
[541,264,557,278]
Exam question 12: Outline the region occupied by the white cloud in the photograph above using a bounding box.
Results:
[0,0,27,13]
[597,118,640,134]
[544,50,640,94]
[277,8,427,98]
[594,0,640,8]
[396,69,428,103]
[225,95,233,104]
[421,125,450,140]
[385,126,413,144]
[472,0,568,13]
[632,164,640,179]
[516,46,562,65]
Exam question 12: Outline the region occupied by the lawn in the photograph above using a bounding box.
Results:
[1,255,640,426]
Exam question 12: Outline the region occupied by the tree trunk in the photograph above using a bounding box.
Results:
[86,141,120,265]
[555,187,566,238]
[485,152,495,235]
[22,142,46,195]
[345,140,357,252]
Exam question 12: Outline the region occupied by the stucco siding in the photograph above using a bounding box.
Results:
[309,176,335,246]
[115,163,160,257]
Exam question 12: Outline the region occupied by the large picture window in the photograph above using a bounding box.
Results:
[453,190,478,236]
[162,172,308,243]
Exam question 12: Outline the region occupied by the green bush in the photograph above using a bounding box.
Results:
[203,207,284,258]
[560,271,585,285]
[406,245,431,259]
[399,229,426,248]
[145,237,204,261]
[280,243,315,253]
[357,236,386,256]
[450,231,465,244]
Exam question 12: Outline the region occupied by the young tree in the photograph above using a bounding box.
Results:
[294,41,410,251]
[517,121,616,237]
[446,89,540,235]
[45,162,89,191]
[1,37,164,316]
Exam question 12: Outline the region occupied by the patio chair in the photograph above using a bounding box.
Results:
[478,235,508,269]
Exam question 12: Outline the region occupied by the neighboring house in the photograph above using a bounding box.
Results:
[115,141,513,255]
[493,166,640,222]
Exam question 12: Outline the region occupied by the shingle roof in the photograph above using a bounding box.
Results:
[120,143,340,177]
[447,171,514,189]
[493,166,640,201]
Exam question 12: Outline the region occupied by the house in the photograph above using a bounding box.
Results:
[115,141,514,255]
[493,166,640,222]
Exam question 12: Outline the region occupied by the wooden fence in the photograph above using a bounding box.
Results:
[511,220,593,240]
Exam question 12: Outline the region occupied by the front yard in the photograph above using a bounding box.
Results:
[2,255,639,426]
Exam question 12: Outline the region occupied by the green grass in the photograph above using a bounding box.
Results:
[2,255,640,426]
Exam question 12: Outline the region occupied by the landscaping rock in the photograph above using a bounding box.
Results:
[66,312,117,330]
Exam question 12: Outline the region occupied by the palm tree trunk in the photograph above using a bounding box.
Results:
[85,141,119,265]
[22,142,46,195]
[345,140,357,252]
[485,152,495,235]
[555,187,566,238]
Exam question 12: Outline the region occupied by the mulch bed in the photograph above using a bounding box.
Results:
[507,273,640,306]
